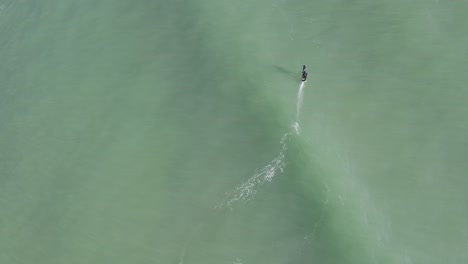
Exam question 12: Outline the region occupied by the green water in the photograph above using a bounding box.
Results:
[1,0,467,263]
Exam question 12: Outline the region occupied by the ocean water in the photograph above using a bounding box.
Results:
[0,0,467,263]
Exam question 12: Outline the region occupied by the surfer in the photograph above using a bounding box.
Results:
[301,65,307,81]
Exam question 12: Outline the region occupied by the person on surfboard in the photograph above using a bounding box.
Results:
[301,65,308,81]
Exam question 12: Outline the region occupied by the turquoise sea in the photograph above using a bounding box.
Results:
[1,0,467,263]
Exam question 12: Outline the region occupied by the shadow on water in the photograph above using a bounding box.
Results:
[272,65,297,81]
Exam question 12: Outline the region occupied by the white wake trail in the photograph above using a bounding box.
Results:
[218,81,306,208]
[296,81,305,122]
[293,81,306,135]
